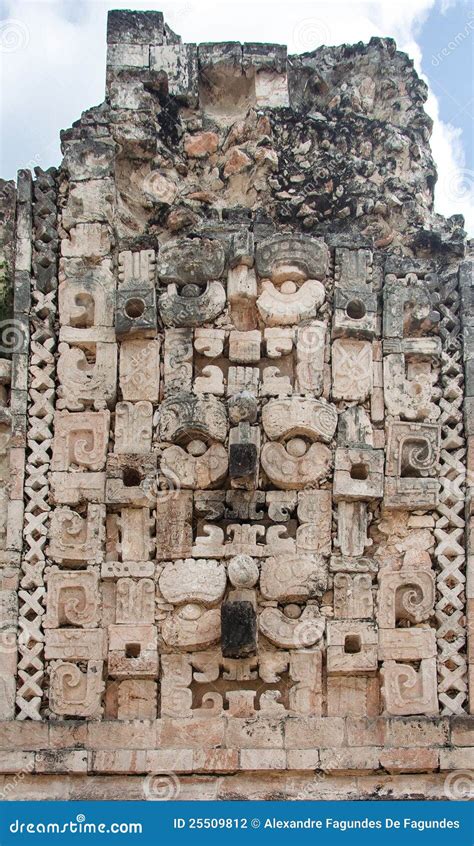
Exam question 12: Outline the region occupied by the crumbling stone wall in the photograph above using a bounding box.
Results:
[0,10,472,801]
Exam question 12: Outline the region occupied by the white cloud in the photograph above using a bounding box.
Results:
[1,0,472,233]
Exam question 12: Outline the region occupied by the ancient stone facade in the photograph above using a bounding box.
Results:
[0,10,472,800]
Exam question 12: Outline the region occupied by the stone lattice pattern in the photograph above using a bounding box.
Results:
[0,10,472,798]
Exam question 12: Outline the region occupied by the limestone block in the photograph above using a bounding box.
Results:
[50,472,106,505]
[114,401,153,454]
[381,658,438,716]
[57,342,117,411]
[159,393,227,443]
[47,505,105,565]
[378,570,435,628]
[117,680,157,720]
[115,578,155,624]
[256,235,328,282]
[115,286,157,338]
[52,411,110,471]
[161,443,228,489]
[156,491,193,560]
[194,328,225,358]
[296,490,332,556]
[159,282,226,328]
[326,676,379,717]
[49,660,104,718]
[193,365,225,396]
[159,559,226,606]
[332,288,377,339]
[229,331,261,363]
[331,338,373,402]
[61,224,111,258]
[262,397,337,443]
[107,43,148,68]
[45,629,107,661]
[162,605,221,651]
[105,453,157,507]
[259,606,324,649]
[150,44,198,103]
[221,599,257,657]
[164,329,193,395]
[58,261,115,328]
[334,247,372,290]
[44,569,100,628]
[295,322,325,395]
[333,447,384,501]
[334,573,374,619]
[118,507,154,562]
[107,625,158,678]
[62,179,115,231]
[335,501,372,557]
[260,554,327,600]
[227,265,257,304]
[378,629,436,661]
[119,339,160,402]
[326,621,378,675]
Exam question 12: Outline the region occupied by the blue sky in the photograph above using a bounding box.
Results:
[0,0,473,232]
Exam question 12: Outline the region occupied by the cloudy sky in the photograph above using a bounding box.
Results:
[1,0,473,233]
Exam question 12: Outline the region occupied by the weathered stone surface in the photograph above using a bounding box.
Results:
[0,6,470,801]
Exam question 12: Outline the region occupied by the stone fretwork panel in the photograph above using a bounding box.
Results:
[1,8,471,799]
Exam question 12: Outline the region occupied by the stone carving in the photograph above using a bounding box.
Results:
[52,411,110,471]
[44,569,100,628]
[49,660,104,717]
[159,559,226,605]
[3,8,471,797]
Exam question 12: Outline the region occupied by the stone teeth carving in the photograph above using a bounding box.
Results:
[262,397,337,443]
[257,279,325,326]
[159,393,227,444]
[161,443,228,489]
[52,411,110,471]
[260,555,327,600]
[259,606,325,648]
[157,238,225,284]
[159,558,226,606]
[161,605,221,650]
[158,282,226,327]
[45,629,107,661]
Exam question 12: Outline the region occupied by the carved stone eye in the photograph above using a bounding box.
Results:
[124,297,146,319]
